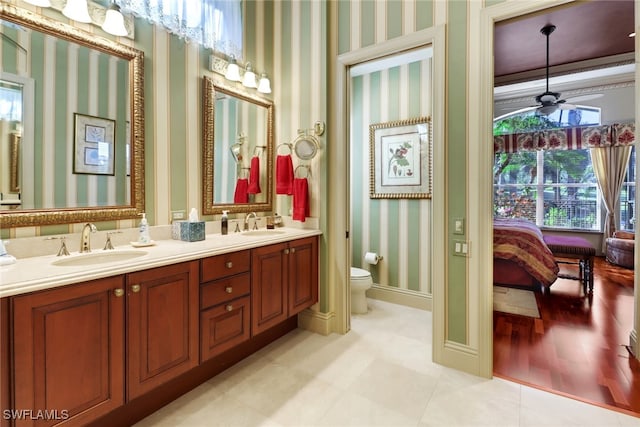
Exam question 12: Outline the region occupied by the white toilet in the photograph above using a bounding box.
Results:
[350,267,373,314]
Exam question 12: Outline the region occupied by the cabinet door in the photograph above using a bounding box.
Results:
[12,276,125,427]
[126,261,199,400]
[251,242,288,335]
[288,237,319,316]
[200,295,251,362]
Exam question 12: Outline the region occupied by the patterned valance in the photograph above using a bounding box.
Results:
[494,122,635,154]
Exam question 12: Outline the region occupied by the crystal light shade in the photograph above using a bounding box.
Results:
[62,0,92,23]
[225,57,241,82]
[257,73,271,94]
[101,3,128,36]
[23,0,51,6]
[242,63,257,88]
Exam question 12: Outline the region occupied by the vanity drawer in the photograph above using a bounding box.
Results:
[200,295,251,362]
[200,273,250,310]
[200,250,251,282]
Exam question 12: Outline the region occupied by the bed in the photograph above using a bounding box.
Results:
[493,217,559,289]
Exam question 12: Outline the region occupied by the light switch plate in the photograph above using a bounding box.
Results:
[453,218,465,235]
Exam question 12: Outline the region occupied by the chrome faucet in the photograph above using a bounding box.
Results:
[244,212,257,231]
[80,223,97,253]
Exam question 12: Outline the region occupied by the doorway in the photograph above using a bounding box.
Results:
[480,0,638,414]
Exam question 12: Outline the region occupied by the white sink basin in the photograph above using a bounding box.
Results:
[241,230,286,237]
[52,250,148,267]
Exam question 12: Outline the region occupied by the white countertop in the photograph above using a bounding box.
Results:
[0,227,321,298]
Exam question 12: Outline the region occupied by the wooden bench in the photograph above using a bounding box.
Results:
[543,235,596,295]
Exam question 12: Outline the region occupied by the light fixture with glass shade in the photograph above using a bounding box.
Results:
[257,73,271,94]
[101,2,128,36]
[23,0,51,6]
[62,0,92,23]
[242,63,257,88]
[225,56,242,82]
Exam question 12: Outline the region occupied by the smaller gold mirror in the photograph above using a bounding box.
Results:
[202,76,273,215]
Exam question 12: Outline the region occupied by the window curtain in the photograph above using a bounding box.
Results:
[117,0,242,58]
[590,145,632,252]
[494,122,635,154]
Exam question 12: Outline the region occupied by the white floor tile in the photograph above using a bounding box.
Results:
[135,298,636,427]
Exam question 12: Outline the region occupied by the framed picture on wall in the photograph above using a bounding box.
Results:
[369,117,432,199]
[73,113,116,175]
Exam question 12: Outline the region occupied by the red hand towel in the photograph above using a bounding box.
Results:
[248,156,261,194]
[234,178,249,203]
[292,178,309,222]
[276,155,294,195]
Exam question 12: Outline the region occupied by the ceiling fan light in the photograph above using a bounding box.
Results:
[538,105,558,116]
[101,3,128,36]
[62,0,92,23]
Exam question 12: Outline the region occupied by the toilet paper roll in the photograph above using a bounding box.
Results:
[364,252,381,265]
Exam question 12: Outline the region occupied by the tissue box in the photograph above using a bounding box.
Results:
[173,221,205,242]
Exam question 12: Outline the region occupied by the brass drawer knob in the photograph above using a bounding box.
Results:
[290,247,296,254]
[225,261,233,269]
[225,286,233,294]
[114,288,124,297]
[226,304,233,312]
[283,249,289,255]
[131,284,141,293]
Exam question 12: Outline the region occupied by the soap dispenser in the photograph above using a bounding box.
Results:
[138,213,151,244]
[221,210,229,235]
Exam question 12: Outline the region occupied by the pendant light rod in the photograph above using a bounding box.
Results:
[540,24,555,94]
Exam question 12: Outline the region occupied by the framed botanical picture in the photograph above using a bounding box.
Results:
[369,117,432,199]
[73,113,116,175]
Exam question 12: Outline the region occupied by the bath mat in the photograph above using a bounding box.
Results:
[493,286,540,318]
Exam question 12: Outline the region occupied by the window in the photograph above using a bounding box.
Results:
[493,105,602,231]
[619,146,636,231]
[117,0,242,58]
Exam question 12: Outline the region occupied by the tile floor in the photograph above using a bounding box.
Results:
[135,299,640,426]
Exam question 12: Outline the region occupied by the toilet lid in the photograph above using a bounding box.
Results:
[350,267,371,278]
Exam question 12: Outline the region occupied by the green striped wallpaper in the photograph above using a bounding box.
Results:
[350,57,432,295]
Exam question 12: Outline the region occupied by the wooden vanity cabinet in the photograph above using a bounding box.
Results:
[126,261,199,400]
[288,237,319,316]
[200,250,252,362]
[11,276,125,427]
[252,237,319,335]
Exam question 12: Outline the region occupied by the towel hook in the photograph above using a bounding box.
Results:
[277,142,293,155]
[295,164,311,178]
[238,167,250,179]
[253,145,266,157]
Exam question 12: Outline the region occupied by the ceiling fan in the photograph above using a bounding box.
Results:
[533,24,602,115]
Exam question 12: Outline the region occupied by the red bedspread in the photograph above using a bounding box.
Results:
[493,218,559,286]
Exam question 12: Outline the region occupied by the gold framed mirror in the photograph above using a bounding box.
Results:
[0,4,144,227]
[202,76,273,215]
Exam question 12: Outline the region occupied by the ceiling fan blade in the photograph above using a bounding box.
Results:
[563,93,604,103]
[559,103,577,110]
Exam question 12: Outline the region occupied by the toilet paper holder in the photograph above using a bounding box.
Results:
[363,252,383,265]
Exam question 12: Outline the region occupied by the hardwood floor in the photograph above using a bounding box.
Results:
[493,256,640,417]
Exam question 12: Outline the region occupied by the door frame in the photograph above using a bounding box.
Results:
[470,0,640,367]
[327,19,447,343]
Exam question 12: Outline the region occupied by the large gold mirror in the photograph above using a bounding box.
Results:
[202,76,273,215]
[0,4,144,227]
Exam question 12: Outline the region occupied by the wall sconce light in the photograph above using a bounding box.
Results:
[257,73,271,94]
[62,0,92,23]
[242,63,257,88]
[101,2,128,36]
[225,56,242,82]
[23,0,52,6]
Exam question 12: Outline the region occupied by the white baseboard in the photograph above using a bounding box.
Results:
[367,284,432,311]
[297,308,335,335]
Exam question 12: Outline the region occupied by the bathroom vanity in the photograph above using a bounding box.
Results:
[0,228,319,427]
